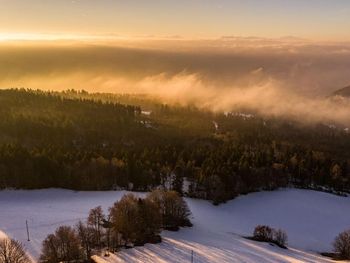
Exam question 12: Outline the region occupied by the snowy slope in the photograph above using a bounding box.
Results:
[92,231,336,263]
[1,188,349,262]
[0,189,135,261]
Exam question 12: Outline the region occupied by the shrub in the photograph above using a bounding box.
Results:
[253,225,273,242]
[273,229,288,248]
[333,229,350,260]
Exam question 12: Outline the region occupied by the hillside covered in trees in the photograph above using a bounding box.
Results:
[0,89,350,203]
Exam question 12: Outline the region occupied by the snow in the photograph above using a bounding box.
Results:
[1,188,349,262]
[92,231,335,263]
[0,189,137,261]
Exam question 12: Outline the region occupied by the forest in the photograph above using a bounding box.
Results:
[0,89,350,204]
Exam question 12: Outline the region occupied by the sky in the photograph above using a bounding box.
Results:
[0,0,350,41]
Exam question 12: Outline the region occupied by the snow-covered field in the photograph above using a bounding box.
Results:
[1,188,349,262]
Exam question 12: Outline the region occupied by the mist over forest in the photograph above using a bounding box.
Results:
[1,38,350,125]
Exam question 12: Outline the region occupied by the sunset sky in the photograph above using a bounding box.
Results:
[1,0,350,41]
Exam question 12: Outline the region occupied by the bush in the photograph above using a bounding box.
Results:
[253,225,273,241]
[0,238,31,263]
[273,229,288,248]
[333,229,350,260]
[252,225,288,248]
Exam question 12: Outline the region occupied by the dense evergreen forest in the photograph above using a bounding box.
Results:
[0,89,350,203]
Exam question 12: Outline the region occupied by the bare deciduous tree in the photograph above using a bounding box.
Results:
[0,238,31,263]
[40,225,82,263]
[76,221,94,260]
[87,206,105,247]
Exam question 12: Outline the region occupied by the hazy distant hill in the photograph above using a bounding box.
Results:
[332,85,350,98]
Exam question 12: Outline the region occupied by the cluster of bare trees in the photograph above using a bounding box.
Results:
[0,238,31,263]
[40,214,107,263]
[39,190,192,262]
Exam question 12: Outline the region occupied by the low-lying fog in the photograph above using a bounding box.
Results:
[1,37,350,125]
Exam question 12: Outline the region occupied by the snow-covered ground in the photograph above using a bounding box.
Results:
[1,188,349,262]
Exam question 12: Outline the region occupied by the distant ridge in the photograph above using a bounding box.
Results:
[332,85,350,98]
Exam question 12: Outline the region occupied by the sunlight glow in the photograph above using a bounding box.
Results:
[0,33,108,42]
